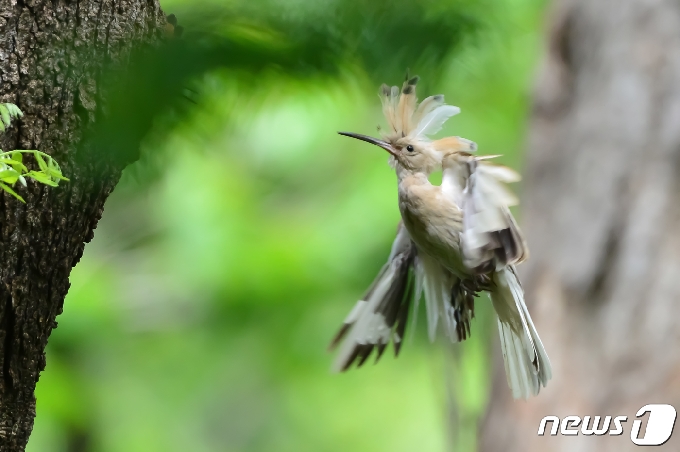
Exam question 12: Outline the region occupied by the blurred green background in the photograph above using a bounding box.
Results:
[27,0,547,450]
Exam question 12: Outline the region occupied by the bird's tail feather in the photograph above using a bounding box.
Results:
[409,255,425,342]
[418,253,451,341]
[491,266,551,399]
[418,254,474,343]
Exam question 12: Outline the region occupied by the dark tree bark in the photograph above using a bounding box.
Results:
[0,1,164,450]
[481,0,680,450]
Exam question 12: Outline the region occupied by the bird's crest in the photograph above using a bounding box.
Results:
[378,73,460,141]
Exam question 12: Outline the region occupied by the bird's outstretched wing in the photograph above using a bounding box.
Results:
[329,223,416,371]
[330,221,481,372]
[459,158,528,273]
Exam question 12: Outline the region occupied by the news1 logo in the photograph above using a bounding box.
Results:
[538,404,677,446]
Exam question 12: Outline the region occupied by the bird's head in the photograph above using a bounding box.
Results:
[339,74,476,174]
[338,133,476,174]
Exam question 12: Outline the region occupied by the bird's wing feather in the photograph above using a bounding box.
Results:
[459,159,528,272]
[330,223,416,371]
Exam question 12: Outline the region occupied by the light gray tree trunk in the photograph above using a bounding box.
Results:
[0,2,164,450]
[481,0,680,450]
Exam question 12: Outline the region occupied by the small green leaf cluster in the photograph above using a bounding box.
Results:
[0,103,68,202]
[0,102,22,133]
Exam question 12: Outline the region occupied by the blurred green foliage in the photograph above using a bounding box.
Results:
[88,0,479,169]
[27,0,547,450]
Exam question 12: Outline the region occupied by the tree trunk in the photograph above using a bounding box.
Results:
[0,1,164,450]
[481,0,680,450]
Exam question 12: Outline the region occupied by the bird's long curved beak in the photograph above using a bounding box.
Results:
[338,132,397,157]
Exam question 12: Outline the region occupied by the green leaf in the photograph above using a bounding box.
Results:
[0,181,25,202]
[34,152,48,172]
[1,158,28,172]
[45,158,68,181]
[48,171,69,181]
[26,170,58,186]
[5,103,23,118]
[11,151,22,163]
[0,104,9,128]
[0,169,20,184]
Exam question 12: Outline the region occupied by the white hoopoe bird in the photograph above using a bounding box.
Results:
[330,75,551,399]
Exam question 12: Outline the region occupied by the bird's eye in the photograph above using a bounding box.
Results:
[406,145,414,152]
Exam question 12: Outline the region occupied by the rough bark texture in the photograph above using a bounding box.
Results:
[0,1,164,450]
[480,0,680,450]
